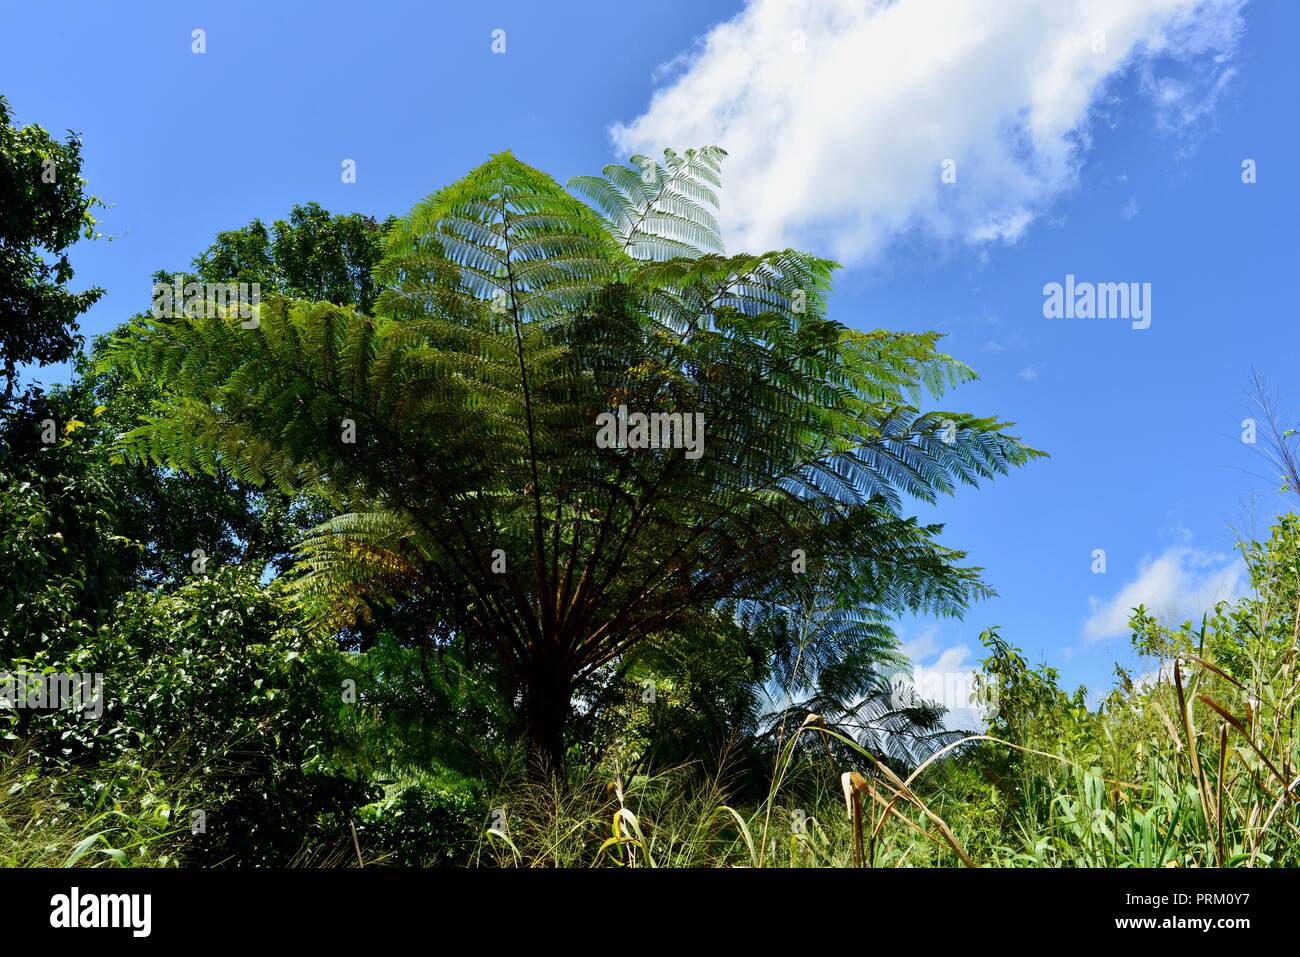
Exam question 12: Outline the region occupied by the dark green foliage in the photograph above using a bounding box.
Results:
[5,567,376,865]
[89,351,327,588]
[183,201,395,313]
[0,95,103,406]
[70,200,393,589]
[356,780,482,867]
[335,634,517,779]
[0,380,135,654]
[0,357,316,597]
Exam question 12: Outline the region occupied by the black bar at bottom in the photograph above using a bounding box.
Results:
[0,866,1271,943]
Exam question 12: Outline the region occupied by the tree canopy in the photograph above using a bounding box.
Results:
[0,94,102,408]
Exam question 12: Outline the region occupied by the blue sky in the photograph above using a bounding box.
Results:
[3,0,1297,698]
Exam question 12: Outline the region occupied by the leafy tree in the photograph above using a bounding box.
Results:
[84,353,323,587]
[182,201,395,313]
[76,202,391,588]
[0,378,134,656]
[103,147,1040,772]
[6,567,373,865]
[978,627,1091,757]
[0,95,103,408]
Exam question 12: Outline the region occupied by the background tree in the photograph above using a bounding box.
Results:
[0,94,103,409]
[84,203,393,587]
[0,379,131,657]
[183,201,395,314]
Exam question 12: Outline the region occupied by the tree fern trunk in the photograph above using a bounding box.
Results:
[524,661,571,778]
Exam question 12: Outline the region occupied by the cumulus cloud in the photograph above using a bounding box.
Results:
[1084,546,1245,640]
[612,0,1246,262]
[898,624,941,663]
[896,629,991,730]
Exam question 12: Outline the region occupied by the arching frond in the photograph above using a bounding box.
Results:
[568,146,726,260]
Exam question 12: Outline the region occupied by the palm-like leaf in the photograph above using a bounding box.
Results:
[568,146,725,260]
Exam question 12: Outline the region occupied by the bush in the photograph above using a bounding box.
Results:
[356,779,481,867]
[4,568,377,865]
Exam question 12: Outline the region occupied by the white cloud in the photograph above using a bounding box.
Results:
[985,333,1027,352]
[913,643,992,731]
[898,623,941,663]
[895,629,991,730]
[1018,365,1040,382]
[612,0,1246,263]
[1084,545,1245,640]
[930,643,974,674]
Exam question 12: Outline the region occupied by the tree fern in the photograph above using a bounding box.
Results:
[101,146,1041,771]
[568,146,725,260]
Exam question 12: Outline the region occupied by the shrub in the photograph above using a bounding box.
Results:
[356,779,481,867]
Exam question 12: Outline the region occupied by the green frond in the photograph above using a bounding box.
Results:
[568,145,727,260]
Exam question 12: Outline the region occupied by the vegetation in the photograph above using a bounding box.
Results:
[2,99,1297,868]
[101,147,1037,774]
[0,94,103,407]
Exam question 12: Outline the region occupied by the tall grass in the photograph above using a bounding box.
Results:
[0,750,191,866]
[476,522,1300,868]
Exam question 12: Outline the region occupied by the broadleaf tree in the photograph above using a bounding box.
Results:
[0,94,103,409]
[85,203,392,587]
